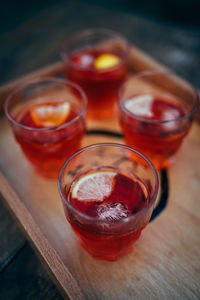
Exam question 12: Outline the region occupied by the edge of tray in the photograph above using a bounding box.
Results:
[0,45,199,121]
[0,171,86,300]
[0,45,168,100]
[0,44,199,300]
[0,45,174,113]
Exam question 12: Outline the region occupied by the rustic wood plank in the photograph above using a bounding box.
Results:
[0,112,199,299]
[1,1,200,299]
[0,241,64,300]
[0,172,85,300]
[0,61,64,113]
[0,195,26,272]
[0,34,199,300]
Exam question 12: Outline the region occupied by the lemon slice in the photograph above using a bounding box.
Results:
[125,95,153,118]
[30,102,71,127]
[94,54,120,69]
[72,171,116,201]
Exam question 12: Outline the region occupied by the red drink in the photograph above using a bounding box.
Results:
[14,101,85,178]
[119,72,198,170]
[5,78,87,178]
[66,49,127,119]
[58,144,158,261]
[120,95,191,169]
[62,29,129,119]
[64,167,149,260]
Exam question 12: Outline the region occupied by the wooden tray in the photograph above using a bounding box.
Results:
[0,46,200,300]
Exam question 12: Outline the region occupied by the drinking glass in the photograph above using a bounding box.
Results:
[5,77,87,178]
[58,143,158,261]
[61,28,130,120]
[119,71,199,169]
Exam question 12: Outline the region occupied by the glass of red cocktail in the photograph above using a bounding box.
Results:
[61,29,130,120]
[58,143,158,261]
[119,71,199,170]
[5,77,87,178]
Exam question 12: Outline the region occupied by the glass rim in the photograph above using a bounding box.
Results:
[58,142,159,225]
[61,28,131,72]
[4,76,87,132]
[118,70,199,124]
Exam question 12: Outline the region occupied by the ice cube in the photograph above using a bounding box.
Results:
[79,54,93,66]
[162,108,180,130]
[97,202,129,222]
[163,109,180,121]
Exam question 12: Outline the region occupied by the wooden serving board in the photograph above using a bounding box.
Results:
[0,46,200,300]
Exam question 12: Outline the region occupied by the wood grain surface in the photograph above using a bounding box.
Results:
[0,114,200,299]
[0,46,200,298]
[1,2,200,298]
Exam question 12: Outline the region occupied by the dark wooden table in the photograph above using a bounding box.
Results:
[0,1,200,299]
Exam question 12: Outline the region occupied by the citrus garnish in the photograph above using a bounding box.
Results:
[125,95,153,118]
[71,171,116,201]
[30,102,71,127]
[94,54,120,69]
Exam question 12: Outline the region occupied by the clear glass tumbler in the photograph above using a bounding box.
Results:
[5,77,87,178]
[119,71,199,170]
[58,143,158,261]
[61,28,130,120]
